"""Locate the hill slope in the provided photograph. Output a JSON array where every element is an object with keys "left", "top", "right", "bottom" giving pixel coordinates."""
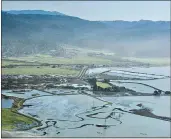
[{"left": 2, "top": 11, "right": 170, "bottom": 57}]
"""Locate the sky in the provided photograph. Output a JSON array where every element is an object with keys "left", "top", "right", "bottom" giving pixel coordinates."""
[{"left": 2, "top": 1, "right": 170, "bottom": 21}]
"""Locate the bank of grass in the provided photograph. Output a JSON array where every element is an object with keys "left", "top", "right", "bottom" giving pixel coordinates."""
[
  {"left": 96, "top": 82, "right": 112, "bottom": 89},
  {"left": 7, "top": 54, "right": 112, "bottom": 65},
  {"left": 2, "top": 66, "right": 79, "bottom": 76},
  {"left": 123, "top": 57, "right": 170, "bottom": 66},
  {"left": 2, "top": 96, "right": 40, "bottom": 131},
  {"left": 12, "top": 98, "right": 25, "bottom": 110},
  {"left": 2, "top": 109, "right": 36, "bottom": 130}
]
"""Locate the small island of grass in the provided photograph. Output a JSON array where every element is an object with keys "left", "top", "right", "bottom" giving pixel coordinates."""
[{"left": 96, "top": 82, "right": 112, "bottom": 89}]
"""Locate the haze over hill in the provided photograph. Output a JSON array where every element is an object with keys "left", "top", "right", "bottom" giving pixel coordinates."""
[
  {"left": 2, "top": 10, "right": 170, "bottom": 57},
  {"left": 4, "top": 10, "right": 66, "bottom": 16}
]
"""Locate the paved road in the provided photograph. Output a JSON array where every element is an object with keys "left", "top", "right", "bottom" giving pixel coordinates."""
[{"left": 77, "top": 66, "right": 89, "bottom": 79}]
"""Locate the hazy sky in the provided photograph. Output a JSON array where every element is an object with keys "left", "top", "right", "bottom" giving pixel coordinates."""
[{"left": 2, "top": 1, "right": 170, "bottom": 21}]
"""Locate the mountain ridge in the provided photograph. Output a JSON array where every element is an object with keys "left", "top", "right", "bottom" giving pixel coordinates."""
[
  {"left": 3, "top": 10, "right": 170, "bottom": 22},
  {"left": 3, "top": 10, "right": 66, "bottom": 16},
  {"left": 2, "top": 11, "right": 170, "bottom": 58}
]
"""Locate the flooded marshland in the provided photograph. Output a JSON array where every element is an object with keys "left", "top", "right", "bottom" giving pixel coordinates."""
[
  {"left": 2, "top": 66, "right": 171, "bottom": 137},
  {"left": 12, "top": 94, "right": 171, "bottom": 137}
]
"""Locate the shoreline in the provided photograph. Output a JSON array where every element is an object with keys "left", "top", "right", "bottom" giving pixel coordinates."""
[{"left": 2, "top": 94, "right": 43, "bottom": 131}]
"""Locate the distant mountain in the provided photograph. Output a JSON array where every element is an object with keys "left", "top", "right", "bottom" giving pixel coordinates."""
[
  {"left": 2, "top": 11, "right": 170, "bottom": 57},
  {"left": 3, "top": 10, "right": 66, "bottom": 16}
]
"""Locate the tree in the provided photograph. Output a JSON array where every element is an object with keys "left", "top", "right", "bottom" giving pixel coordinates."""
[
  {"left": 88, "top": 78, "right": 97, "bottom": 90},
  {"left": 104, "top": 79, "right": 110, "bottom": 83}
]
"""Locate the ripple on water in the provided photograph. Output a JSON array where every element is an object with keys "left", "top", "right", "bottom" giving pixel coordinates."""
[{"left": 17, "top": 94, "right": 171, "bottom": 137}]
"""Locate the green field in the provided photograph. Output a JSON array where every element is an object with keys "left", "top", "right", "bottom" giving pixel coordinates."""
[
  {"left": 7, "top": 54, "right": 112, "bottom": 65},
  {"left": 2, "top": 109, "right": 37, "bottom": 130},
  {"left": 96, "top": 82, "right": 112, "bottom": 89},
  {"left": 2, "top": 66, "right": 79, "bottom": 75},
  {"left": 2, "top": 59, "right": 41, "bottom": 66},
  {"left": 123, "top": 57, "right": 170, "bottom": 65},
  {"left": 2, "top": 60, "right": 29, "bottom": 66}
]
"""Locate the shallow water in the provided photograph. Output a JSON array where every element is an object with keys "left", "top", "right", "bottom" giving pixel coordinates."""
[
  {"left": 107, "top": 71, "right": 153, "bottom": 79},
  {"left": 113, "top": 78, "right": 170, "bottom": 92},
  {"left": 107, "top": 66, "right": 170, "bottom": 93},
  {"left": 2, "top": 66, "right": 171, "bottom": 137},
  {"left": 86, "top": 68, "right": 109, "bottom": 75},
  {"left": 45, "top": 88, "right": 78, "bottom": 95},
  {"left": 103, "top": 96, "right": 170, "bottom": 118},
  {"left": 2, "top": 98, "right": 14, "bottom": 108},
  {"left": 111, "top": 81, "right": 155, "bottom": 94},
  {"left": 108, "top": 70, "right": 167, "bottom": 78},
  {"left": 17, "top": 94, "right": 171, "bottom": 137},
  {"left": 110, "top": 66, "right": 170, "bottom": 77},
  {"left": 1, "top": 90, "right": 52, "bottom": 99},
  {"left": 86, "top": 66, "right": 170, "bottom": 77},
  {"left": 130, "top": 78, "right": 170, "bottom": 91}
]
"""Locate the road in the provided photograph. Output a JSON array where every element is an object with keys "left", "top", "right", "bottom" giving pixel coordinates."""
[{"left": 77, "top": 66, "right": 89, "bottom": 79}]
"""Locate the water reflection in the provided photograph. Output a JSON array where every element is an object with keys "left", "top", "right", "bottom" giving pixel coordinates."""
[{"left": 17, "top": 95, "right": 170, "bottom": 137}]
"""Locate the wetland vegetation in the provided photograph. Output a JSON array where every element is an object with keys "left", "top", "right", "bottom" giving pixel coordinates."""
[{"left": 2, "top": 94, "right": 41, "bottom": 131}]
